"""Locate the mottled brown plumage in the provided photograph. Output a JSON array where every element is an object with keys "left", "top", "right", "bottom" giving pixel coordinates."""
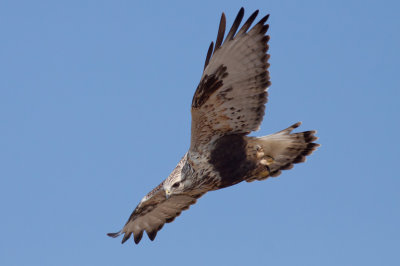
[{"left": 108, "top": 8, "right": 320, "bottom": 245}]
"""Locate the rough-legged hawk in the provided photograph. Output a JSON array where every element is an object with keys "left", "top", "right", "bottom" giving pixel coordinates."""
[{"left": 108, "top": 8, "right": 319, "bottom": 244}]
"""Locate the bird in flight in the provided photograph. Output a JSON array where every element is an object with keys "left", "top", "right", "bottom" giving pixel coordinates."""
[{"left": 108, "top": 8, "right": 319, "bottom": 244}]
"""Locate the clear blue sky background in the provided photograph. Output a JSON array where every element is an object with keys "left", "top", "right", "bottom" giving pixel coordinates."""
[{"left": 1, "top": 1, "right": 399, "bottom": 265}]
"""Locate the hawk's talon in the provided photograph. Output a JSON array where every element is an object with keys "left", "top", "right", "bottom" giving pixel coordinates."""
[
  {"left": 260, "top": 155, "right": 274, "bottom": 166},
  {"left": 265, "top": 155, "right": 275, "bottom": 165}
]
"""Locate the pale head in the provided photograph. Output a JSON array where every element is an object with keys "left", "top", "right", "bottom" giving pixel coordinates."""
[
  {"left": 163, "top": 176, "right": 185, "bottom": 198},
  {"left": 163, "top": 154, "right": 191, "bottom": 198}
]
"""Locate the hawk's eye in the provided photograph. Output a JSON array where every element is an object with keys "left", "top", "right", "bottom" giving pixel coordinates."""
[{"left": 172, "top": 182, "right": 180, "bottom": 188}]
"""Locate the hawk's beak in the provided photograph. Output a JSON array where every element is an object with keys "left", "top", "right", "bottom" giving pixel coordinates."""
[{"left": 165, "top": 189, "right": 171, "bottom": 199}]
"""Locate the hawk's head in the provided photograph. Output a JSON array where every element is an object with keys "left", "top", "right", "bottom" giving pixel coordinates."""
[
  {"left": 163, "top": 155, "right": 192, "bottom": 198},
  {"left": 164, "top": 179, "right": 185, "bottom": 199}
]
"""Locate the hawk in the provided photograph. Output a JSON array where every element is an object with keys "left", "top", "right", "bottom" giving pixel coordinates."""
[{"left": 108, "top": 8, "right": 319, "bottom": 244}]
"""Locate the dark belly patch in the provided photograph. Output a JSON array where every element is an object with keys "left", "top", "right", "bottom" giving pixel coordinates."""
[{"left": 209, "top": 134, "right": 256, "bottom": 188}]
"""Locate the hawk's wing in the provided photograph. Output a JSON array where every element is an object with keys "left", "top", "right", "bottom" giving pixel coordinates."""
[
  {"left": 190, "top": 8, "right": 271, "bottom": 151},
  {"left": 107, "top": 182, "right": 204, "bottom": 244}
]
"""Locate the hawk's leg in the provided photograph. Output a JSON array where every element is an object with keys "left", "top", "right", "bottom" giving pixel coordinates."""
[{"left": 248, "top": 145, "right": 275, "bottom": 181}]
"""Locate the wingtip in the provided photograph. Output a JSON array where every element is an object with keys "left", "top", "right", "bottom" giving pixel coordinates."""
[
  {"left": 221, "top": 12, "right": 226, "bottom": 21},
  {"left": 204, "top": 41, "right": 214, "bottom": 70},
  {"left": 293, "top": 121, "right": 302, "bottom": 128},
  {"left": 237, "top": 9, "right": 260, "bottom": 35},
  {"left": 225, "top": 7, "right": 246, "bottom": 41},
  {"left": 133, "top": 231, "right": 143, "bottom": 244},
  {"left": 107, "top": 231, "right": 122, "bottom": 238},
  {"left": 257, "top": 13, "right": 270, "bottom": 26},
  {"left": 121, "top": 232, "right": 132, "bottom": 244},
  {"left": 252, "top": 9, "right": 260, "bottom": 19},
  {"left": 146, "top": 230, "right": 158, "bottom": 241}
]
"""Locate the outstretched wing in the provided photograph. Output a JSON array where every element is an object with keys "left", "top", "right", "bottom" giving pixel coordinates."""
[
  {"left": 190, "top": 8, "right": 271, "bottom": 151},
  {"left": 107, "top": 183, "right": 204, "bottom": 244}
]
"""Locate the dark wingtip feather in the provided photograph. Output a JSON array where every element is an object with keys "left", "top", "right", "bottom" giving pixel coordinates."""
[
  {"left": 225, "top": 7, "right": 245, "bottom": 41},
  {"left": 146, "top": 230, "right": 158, "bottom": 241},
  {"left": 107, "top": 231, "right": 122, "bottom": 238},
  {"left": 237, "top": 9, "right": 259, "bottom": 35},
  {"left": 134, "top": 231, "right": 143, "bottom": 244},
  {"left": 214, "top": 13, "right": 226, "bottom": 51},
  {"left": 204, "top": 41, "right": 214, "bottom": 70},
  {"left": 121, "top": 232, "right": 132, "bottom": 244},
  {"left": 291, "top": 122, "right": 302, "bottom": 129},
  {"left": 256, "top": 14, "right": 270, "bottom": 26}
]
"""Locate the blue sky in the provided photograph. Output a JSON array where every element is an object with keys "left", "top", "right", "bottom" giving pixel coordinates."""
[{"left": 1, "top": 1, "right": 399, "bottom": 265}]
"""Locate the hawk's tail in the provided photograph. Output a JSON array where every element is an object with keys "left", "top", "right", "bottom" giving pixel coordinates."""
[{"left": 246, "top": 122, "right": 320, "bottom": 182}]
